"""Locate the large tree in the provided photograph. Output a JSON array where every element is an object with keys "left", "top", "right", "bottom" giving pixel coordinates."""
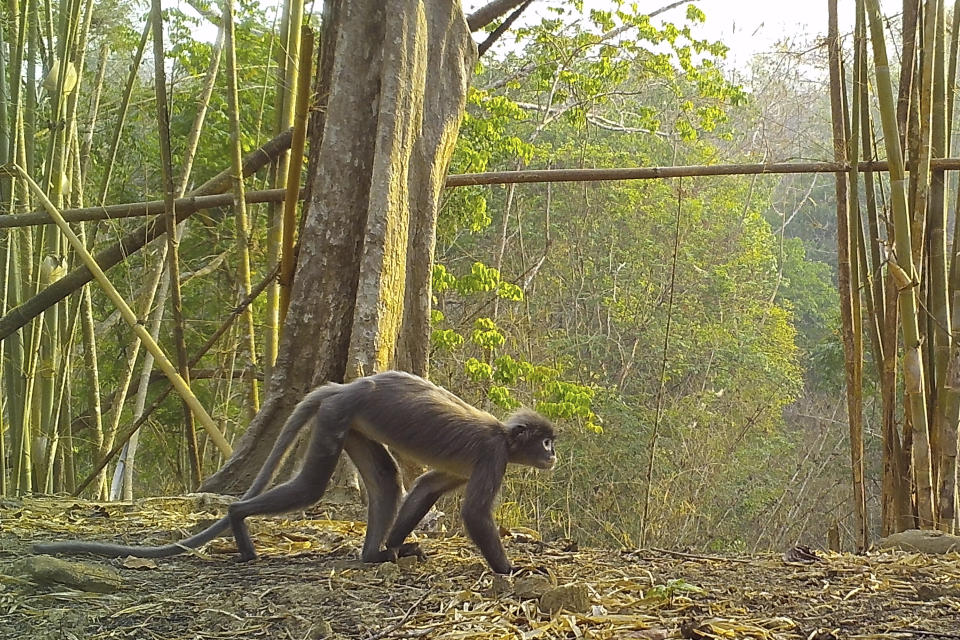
[{"left": 201, "top": 0, "right": 498, "bottom": 492}]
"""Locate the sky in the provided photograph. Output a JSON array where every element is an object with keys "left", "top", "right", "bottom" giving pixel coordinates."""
[
  {"left": 182, "top": 0, "right": 859, "bottom": 73},
  {"left": 658, "top": 0, "right": 855, "bottom": 68},
  {"left": 463, "top": 0, "right": 858, "bottom": 71}
]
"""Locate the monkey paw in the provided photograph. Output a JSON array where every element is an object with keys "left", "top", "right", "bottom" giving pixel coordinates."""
[
  {"left": 394, "top": 542, "right": 426, "bottom": 560},
  {"left": 508, "top": 564, "right": 548, "bottom": 576},
  {"left": 234, "top": 550, "right": 259, "bottom": 563}
]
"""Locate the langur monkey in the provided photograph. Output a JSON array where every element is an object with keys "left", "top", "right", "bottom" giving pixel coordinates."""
[{"left": 35, "top": 371, "right": 558, "bottom": 574}]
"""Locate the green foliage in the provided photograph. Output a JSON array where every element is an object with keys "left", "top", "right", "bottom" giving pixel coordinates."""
[
  {"left": 537, "top": 379, "right": 601, "bottom": 433},
  {"left": 471, "top": 317, "right": 506, "bottom": 350},
  {"left": 432, "top": 264, "right": 457, "bottom": 294},
  {"left": 458, "top": 262, "right": 503, "bottom": 294},
  {"left": 430, "top": 259, "right": 599, "bottom": 428},
  {"left": 431, "top": 1, "right": 823, "bottom": 553},
  {"left": 488, "top": 385, "right": 520, "bottom": 409},
  {"left": 492, "top": 354, "right": 531, "bottom": 384},
  {"left": 464, "top": 357, "right": 493, "bottom": 381},
  {"left": 432, "top": 328, "right": 464, "bottom": 351}
]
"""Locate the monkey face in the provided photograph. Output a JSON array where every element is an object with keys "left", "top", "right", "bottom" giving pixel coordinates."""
[
  {"left": 505, "top": 410, "right": 557, "bottom": 469},
  {"left": 519, "top": 432, "right": 556, "bottom": 469},
  {"left": 534, "top": 436, "right": 557, "bottom": 469}
]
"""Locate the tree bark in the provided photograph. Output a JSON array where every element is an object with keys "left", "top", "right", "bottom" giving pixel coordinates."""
[{"left": 201, "top": 0, "right": 474, "bottom": 494}]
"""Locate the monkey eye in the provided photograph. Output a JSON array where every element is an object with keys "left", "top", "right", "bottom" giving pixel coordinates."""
[{"left": 543, "top": 438, "right": 553, "bottom": 451}]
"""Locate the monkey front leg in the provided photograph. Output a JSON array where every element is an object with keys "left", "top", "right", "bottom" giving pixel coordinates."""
[
  {"left": 461, "top": 460, "right": 514, "bottom": 574},
  {"left": 344, "top": 433, "right": 404, "bottom": 563}
]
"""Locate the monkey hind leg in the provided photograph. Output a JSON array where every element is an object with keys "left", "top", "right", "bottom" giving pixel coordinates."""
[
  {"left": 344, "top": 432, "right": 402, "bottom": 563},
  {"left": 228, "top": 444, "right": 346, "bottom": 561}
]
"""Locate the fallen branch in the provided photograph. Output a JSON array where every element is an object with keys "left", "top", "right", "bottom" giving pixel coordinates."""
[
  {"left": 0, "top": 128, "right": 292, "bottom": 341},
  {"left": 0, "top": 188, "right": 300, "bottom": 228},
  {"left": 72, "top": 262, "right": 280, "bottom": 496}
]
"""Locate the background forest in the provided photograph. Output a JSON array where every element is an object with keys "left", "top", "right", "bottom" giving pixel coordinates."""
[{"left": 1, "top": 0, "right": 866, "bottom": 553}]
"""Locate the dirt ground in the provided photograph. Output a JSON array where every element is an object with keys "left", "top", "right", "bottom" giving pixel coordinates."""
[{"left": 2, "top": 496, "right": 959, "bottom": 639}]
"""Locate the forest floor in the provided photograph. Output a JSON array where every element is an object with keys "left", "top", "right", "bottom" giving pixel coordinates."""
[{"left": 1, "top": 496, "right": 959, "bottom": 640}]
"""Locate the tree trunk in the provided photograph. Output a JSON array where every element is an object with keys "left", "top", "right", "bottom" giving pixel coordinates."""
[{"left": 201, "top": 0, "right": 474, "bottom": 494}]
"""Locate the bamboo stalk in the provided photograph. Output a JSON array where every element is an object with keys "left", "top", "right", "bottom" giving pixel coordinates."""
[
  {"left": 866, "top": 0, "right": 937, "bottom": 527},
  {"left": 1, "top": 1, "right": 23, "bottom": 496},
  {"left": 0, "top": 10, "right": 9, "bottom": 176},
  {"left": 1, "top": 164, "right": 233, "bottom": 456},
  {"left": 265, "top": 0, "right": 306, "bottom": 381},
  {"left": 925, "top": 0, "right": 955, "bottom": 530},
  {"left": 24, "top": 0, "right": 37, "bottom": 176},
  {"left": 938, "top": 0, "right": 960, "bottom": 532},
  {"left": 177, "top": 29, "right": 224, "bottom": 197},
  {"left": 912, "top": 0, "right": 939, "bottom": 266},
  {"left": 97, "top": 22, "right": 150, "bottom": 204},
  {"left": 223, "top": 0, "right": 261, "bottom": 415},
  {"left": 151, "top": 0, "right": 203, "bottom": 486},
  {"left": 829, "top": 0, "right": 868, "bottom": 551},
  {"left": 278, "top": 26, "right": 313, "bottom": 325},
  {"left": 79, "top": 41, "right": 108, "bottom": 179}
]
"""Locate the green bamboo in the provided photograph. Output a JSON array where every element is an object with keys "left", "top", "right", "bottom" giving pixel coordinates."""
[
  {"left": 924, "top": 0, "right": 954, "bottom": 531},
  {"left": 150, "top": 0, "right": 203, "bottom": 486},
  {"left": 279, "top": 26, "right": 313, "bottom": 325},
  {"left": 24, "top": 0, "right": 37, "bottom": 176},
  {"left": 855, "top": 0, "right": 908, "bottom": 535},
  {"left": 0, "top": 9, "right": 10, "bottom": 175},
  {"left": 223, "top": 0, "right": 260, "bottom": 415},
  {"left": 867, "top": 0, "right": 937, "bottom": 527},
  {"left": 837, "top": 0, "right": 868, "bottom": 551},
  {"left": 1, "top": 164, "right": 234, "bottom": 457},
  {"left": 79, "top": 41, "right": 108, "bottom": 179},
  {"left": 177, "top": 30, "right": 224, "bottom": 197},
  {"left": 97, "top": 21, "right": 150, "bottom": 204},
  {"left": 0, "top": 4, "right": 12, "bottom": 496},
  {"left": 938, "top": 0, "right": 960, "bottom": 531},
  {"left": 265, "top": 0, "right": 305, "bottom": 384}
]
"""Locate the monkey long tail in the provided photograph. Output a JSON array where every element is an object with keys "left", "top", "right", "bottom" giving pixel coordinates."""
[
  {"left": 33, "top": 381, "right": 350, "bottom": 558},
  {"left": 33, "top": 517, "right": 232, "bottom": 557}
]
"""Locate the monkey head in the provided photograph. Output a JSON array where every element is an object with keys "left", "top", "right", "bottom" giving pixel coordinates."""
[{"left": 505, "top": 409, "right": 557, "bottom": 469}]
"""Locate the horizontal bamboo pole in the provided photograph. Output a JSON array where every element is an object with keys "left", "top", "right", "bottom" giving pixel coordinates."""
[
  {"left": 9, "top": 157, "right": 960, "bottom": 230},
  {"left": 1, "top": 163, "right": 233, "bottom": 457},
  {"left": 444, "top": 157, "right": 960, "bottom": 187}
]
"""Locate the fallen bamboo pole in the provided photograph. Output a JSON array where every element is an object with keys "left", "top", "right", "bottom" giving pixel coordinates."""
[
  {"left": 0, "top": 188, "right": 297, "bottom": 228},
  {"left": 1, "top": 163, "right": 233, "bottom": 457},
  {"left": 445, "top": 157, "right": 960, "bottom": 187}
]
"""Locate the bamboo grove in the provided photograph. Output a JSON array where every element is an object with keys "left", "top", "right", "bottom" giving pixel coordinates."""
[
  {"left": 0, "top": 0, "right": 308, "bottom": 500},
  {"left": 826, "top": 0, "right": 960, "bottom": 543}
]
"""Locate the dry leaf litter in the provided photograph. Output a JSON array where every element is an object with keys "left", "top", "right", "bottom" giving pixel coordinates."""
[{"left": 1, "top": 496, "right": 959, "bottom": 639}]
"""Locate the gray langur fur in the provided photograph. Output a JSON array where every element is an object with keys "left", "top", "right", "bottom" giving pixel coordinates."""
[{"left": 34, "top": 371, "right": 558, "bottom": 574}]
